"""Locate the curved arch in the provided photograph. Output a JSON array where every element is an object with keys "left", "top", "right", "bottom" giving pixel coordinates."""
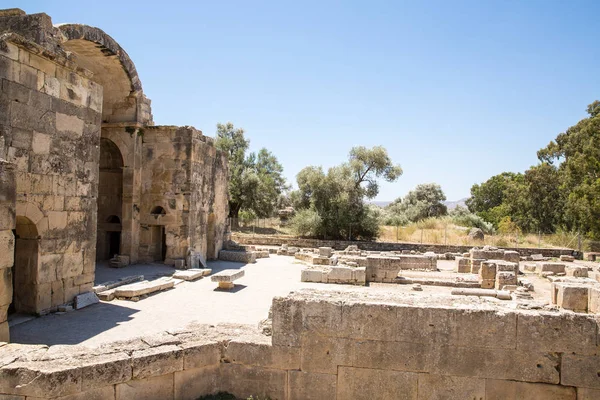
[
  {"left": 57, "top": 24, "right": 142, "bottom": 92},
  {"left": 57, "top": 24, "right": 151, "bottom": 124},
  {"left": 151, "top": 206, "right": 166, "bottom": 216},
  {"left": 107, "top": 215, "right": 121, "bottom": 224},
  {"left": 100, "top": 138, "right": 124, "bottom": 170}
]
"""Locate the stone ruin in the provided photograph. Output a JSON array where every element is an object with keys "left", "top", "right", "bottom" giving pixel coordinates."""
[
  {"left": 1, "top": 289, "right": 600, "bottom": 399},
  {"left": 0, "top": 9, "right": 229, "bottom": 340}
]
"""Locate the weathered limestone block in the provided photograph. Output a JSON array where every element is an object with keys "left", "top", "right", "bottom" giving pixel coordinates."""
[
  {"left": 503, "top": 250, "right": 521, "bottom": 263},
  {"left": 114, "top": 278, "right": 174, "bottom": 298},
  {"left": 578, "top": 388, "right": 600, "bottom": 399},
  {"left": 300, "top": 334, "right": 354, "bottom": 374},
  {"left": 179, "top": 340, "right": 220, "bottom": 370},
  {"left": 418, "top": 374, "right": 485, "bottom": 400},
  {"left": 455, "top": 256, "right": 470, "bottom": 273},
  {"left": 300, "top": 268, "right": 325, "bottom": 283},
  {"left": 218, "top": 250, "right": 256, "bottom": 264},
  {"left": 553, "top": 282, "right": 589, "bottom": 312},
  {"left": 516, "top": 312, "right": 598, "bottom": 355},
  {"left": 353, "top": 267, "right": 366, "bottom": 285},
  {"left": 523, "top": 263, "right": 537, "bottom": 272},
  {"left": 0, "top": 161, "right": 16, "bottom": 232},
  {"left": 115, "top": 373, "right": 174, "bottom": 400},
  {"left": 318, "top": 247, "right": 333, "bottom": 257},
  {"left": 74, "top": 292, "right": 99, "bottom": 310},
  {"left": 0, "top": 360, "right": 82, "bottom": 398},
  {"left": 479, "top": 260, "right": 498, "bottom": 279},
  {"left": 337, "top": 366, "right": 418, "bottom": 400},
  {"left": 366, "top": 254, "right": 436, "bottom": 282},
  {"left": 174, "top": 365, "right": 220, "bottom": 400},
  {"left": 560, "top": 254, "right": 575, "bottom": 262},
  {"left": 566, "top": 265, "right": 588, "bottom": 278},
  {"left": 0, "top": 230, "right": 15, "bottom": 270},
  {"left": 471, "top": 248, "right": 505, "bottom": 260},
  {"left": 172, "top": 269, "right": 206, "bottom": 281},
  {"left": 539, "top": 262, "right": 566, "bottom": 275},
  {"left": 210, "top": 269, "right": 244, "bottom": 290},
  {"left": 219, "top": 363, "right": 287, "bottom": 400},
  {"left": 79, "top": 352, "right": 132, "bottom": 391},
  {"left": 561, "top": 354, "right": 600, "bottom": 389},
  {"left": 341, "top": 303, "right": 517, "bottom": 349},
  {"left": 131, "top": 345, "right": 183, "bottom": 380},
  {"left": 288, "top": 370, "right": 337, "bottom": 400},
  {"left": 485, "top": 379, "right": 576, "bottom": 400},
  {"left": 225, "top": 340, "right": 300, "bottom": 370},
  {"left": 495, "top": 271, "right": 517, "bottom": 290},
  {"left": 470, "top": 258, "right": 485, "bottom": 274},
  {"left": 589, "top": 287, "right": 600, "bottom": 314},
  {"left": 326, "top": 266, "right": 353, "bottom": 283}
]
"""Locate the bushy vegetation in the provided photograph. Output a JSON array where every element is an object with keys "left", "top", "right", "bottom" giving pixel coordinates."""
[
  {"left": 466, "top": 101, "right": 600, "bottom": 240},
  {"left": 288, "top": 146, "right": 401, "bottom": 240},
  {"left": 215, "top": 122, "right": 288, "bottom": 219},
  {"left": 382, "top": 183, "right": 448, "bottom": 225},
  {"left": 449, "top": 206, "right": 495, "bottom": 234}
]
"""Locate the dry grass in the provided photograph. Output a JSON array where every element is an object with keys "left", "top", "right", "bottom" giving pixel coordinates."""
[{"left": 379, "top": 224, "right": 579, "bottom": 249}]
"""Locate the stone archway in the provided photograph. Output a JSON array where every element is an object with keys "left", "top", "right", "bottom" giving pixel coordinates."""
[
  {"left": 96, "top": 138, "right": 124, "bottom": 260},
  {"left": 10, "top": 216, "right": 39, "bottom": 315}
]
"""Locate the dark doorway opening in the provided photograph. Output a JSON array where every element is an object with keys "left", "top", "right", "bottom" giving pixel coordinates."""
[
  {"left": 161, "top": 228, "right": 167, "bottom": 261},
  {"left": 108, "top": 231, "right": 121, "bottom": 258}
]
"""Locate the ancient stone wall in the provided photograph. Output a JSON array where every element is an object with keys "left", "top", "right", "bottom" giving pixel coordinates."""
[
  {"left": 189, "top": 128, "right": 228, "bottom": 260},
  {"left": 233, "top": 234, "right": 576, "bottom": 257},
  {"left": 0, "top": 160, "right": 16, "bottom": 342},
  {"left": 0, "top": 36, "right": 101, "bottom": 314},
  {"left": 139, "top": 126, "right": 228, "bottom": 264},
  {"left": 2, "top": 290, "right": 600, "bottom": 399}
]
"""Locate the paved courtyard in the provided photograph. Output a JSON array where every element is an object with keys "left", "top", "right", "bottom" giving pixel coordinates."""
[{"left": 10, "top": 256, "right": 327, "bottom": 346}]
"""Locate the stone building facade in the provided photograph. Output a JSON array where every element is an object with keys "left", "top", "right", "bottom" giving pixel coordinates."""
[{"left": 0, "top": 9, "right": 229, "bottom": 340}]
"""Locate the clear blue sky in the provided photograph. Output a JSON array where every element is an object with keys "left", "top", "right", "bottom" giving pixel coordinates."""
[{"left": 17, "top": 0, "right": 600, "bottom": 201}]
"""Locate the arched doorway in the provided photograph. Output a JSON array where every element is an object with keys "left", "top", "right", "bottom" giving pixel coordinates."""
[
  {"left": 96, "top": 138, "right": 124, "bottom": 260},
  {"left": 10, "top": 216, "right": 39, "bottom": 315}
]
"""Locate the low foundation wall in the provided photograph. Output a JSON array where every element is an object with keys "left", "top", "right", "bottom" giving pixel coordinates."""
[
  {"left": 232, "top": 234, "right": 576, "bottom": 258},
  {"left": 366, "top": 255, "right": 437, "bottom": 282},
  {"left": 1, "top": 290, "right": 600, "bottom": 399}
]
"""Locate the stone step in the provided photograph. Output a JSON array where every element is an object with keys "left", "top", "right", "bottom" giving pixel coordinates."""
[{"left": 114, "top": 277, "right": 174, "bottom": 298}]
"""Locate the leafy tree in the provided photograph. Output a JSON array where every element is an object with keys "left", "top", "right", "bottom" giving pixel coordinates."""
[
  {"left": 385, "top": 183, "right": 448, "bottom": 223},
  {"left": 215, "top": 122, "right": 287, "bottom": 219},
  {"left": 466, "top": 172, "right": 521, "bottom": 226},
  {"left": 538, "top": 101, "right": 600, "bottom": 238},
  {"left": 290, "top": 146, "right": 401, "bottom": 239}
]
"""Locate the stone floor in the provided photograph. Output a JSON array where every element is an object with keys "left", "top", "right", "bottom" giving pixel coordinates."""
[{"left": 9, "top": 256, "right": 327, "bottom": 346}]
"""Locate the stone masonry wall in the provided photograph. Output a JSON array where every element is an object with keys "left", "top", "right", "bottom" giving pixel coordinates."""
[
  {"left": 189, "top": 129, "right": 228, "bottom": 260},
  {"left": 233, "top": 234, "right": 576, "bottom": 258},
  {"left": 139, "top": 126, "right": 228, "bottom": 263},
  {"left": 0, "top": 160, "right": 16, "bottom": 342},
  {"left": 0, "top": 36, "right": 101, "bottom": 314},
  {"left": 1, "top": 289, "right": 600, "bottom": 399}
]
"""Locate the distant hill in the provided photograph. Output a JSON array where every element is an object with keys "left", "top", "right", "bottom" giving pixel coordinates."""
[
  {"left": 444, "top": 198, "right": 468, "bottom": 210},
  {"left": 370, "top": 198, "right": 468, "bottom": 209}
]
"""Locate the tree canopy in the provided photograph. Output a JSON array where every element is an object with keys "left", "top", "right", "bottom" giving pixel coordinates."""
[
  {"left": 215, "top": 122, "right": 288, "bottom": 219},
  {"left": 466, "top": 101, "right": 600, "bottom": 238},
  {"left": 290, "top": 146, "right": 401, "bottom": 239}
]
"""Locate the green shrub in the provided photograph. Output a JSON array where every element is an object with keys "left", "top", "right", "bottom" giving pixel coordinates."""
[{"left": 289, "top": 208, "right": 322, "bottom": 237}]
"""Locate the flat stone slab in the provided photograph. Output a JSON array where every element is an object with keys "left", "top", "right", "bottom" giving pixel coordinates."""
[
  {"left": 93, "top": 275, "right": 145, "bottom": 293},
  {"left": 173, "top": 269, "right": 211, "bottom": 281},
  {"left": 211, "top": 269, "right": 245, "bottom": 283},
  {"left": 114, "top": 277, "right": 175, "bottom": 298},
  {"left": 74, "top": 292, "right": 100, "bottom": 309}
]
